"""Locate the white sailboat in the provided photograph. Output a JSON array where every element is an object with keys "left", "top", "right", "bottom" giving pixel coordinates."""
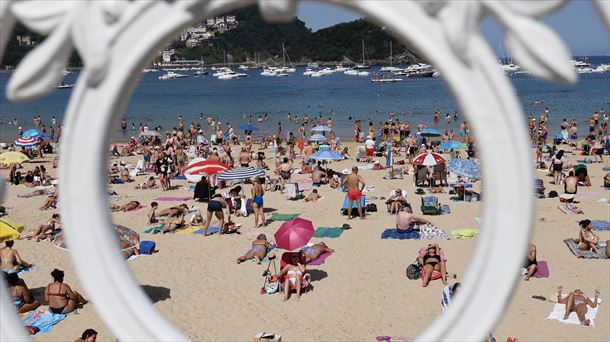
[
  {"left": 353, "top": 38, "right": 371, "bottom": 70},
  {"left": 380, "top": 41, "right": 401, "bottom": 72}
]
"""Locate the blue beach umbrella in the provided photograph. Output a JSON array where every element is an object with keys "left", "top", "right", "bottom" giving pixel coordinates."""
[
  {"left": 447, "top": 158, "right": 480, "bottom": 180},
  {"left": 439, "top": 141, "right": 467, "bottom": 149},
  {"left": 22, "top": 129, "right": 43, "bottom": 139},
  {"left": 420, "top": 128, "right": 441, "bottom": 137},
  {"left": 308, "top": 134, "right": 327, "bottom": 142},
  {"left": 238, "top": 124, "right": 259, "bottom": 132},
  {"left": 311, "top": 150, "right": 344, "bottom": 162},
  {"left": 311, "top": 125, "right": 332, "bottom": 132}
]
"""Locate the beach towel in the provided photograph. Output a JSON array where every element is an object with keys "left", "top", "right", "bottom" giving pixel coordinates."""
[
  {"left": 341, "top": 196, "right": 366, "bottom": 209},
  {"left": 154, "top": 196, "right": 192, "bottom": 201},
  {"left": 173, "top": 225, "right": 205, "bottom": 235},
  {"left": 144, "top": 225, "right": 164, "bottom": 234},
  {"left": 534, "top": 260, "right": 550, "bottom": 278},
  {"left": 270, "top": 213, "right": 299, "bottom": 221},
  {"left": 192, "top": 226, "right": 220, "bottom": 235},
  {"left": 591, "top": 220, "right": 610, "bottom": 231},
  {"left": 546, "top": 298, "right": 602, "bottom": 326},
  {"left": 450, "top": 229, "right": 479, "bottom": 239},
  {"left": 22, "top": 309, "right": 70, "bottom": 334},
  {"left": 563, "top": 238, "right": 608, "bottom": 259},
  {"left": 557, "top": 203, "right": 583, "bottom": 215},
  {"left": 313, "top": 227, "right": 344, "bottom": 238},
  {"left": 308, "top": 252, "right": 333, "bottom": 266},
  {"left": 17, "top": 266, "right": 34, "bottom": 275},
  {"left": 381, "top": 229, "right": 420, "bottom": 240},
  {"left": 245, "top": 247, "right": 280, "bottom": 263}
]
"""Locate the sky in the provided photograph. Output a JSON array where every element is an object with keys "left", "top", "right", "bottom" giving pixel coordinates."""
[{"left": 296, "top": 1, "right": 610, "bottom": 56}]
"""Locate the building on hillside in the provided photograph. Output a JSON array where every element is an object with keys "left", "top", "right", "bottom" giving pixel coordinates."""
[
  {"left": 162, "top": 49, "right": 175, "bottom": 63},
  {"left": 206, "top": 18, "right": 215, "bottom": 26},
  {"left": 226, "top": 15, "right": 236, "bottom": 24},
  {"left": 16, "top": 35, "right": 33, "bottom": 46}
]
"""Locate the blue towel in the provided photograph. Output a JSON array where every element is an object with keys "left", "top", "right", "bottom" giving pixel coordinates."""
[
  {"left": 381, "top": 229, "right": 420, "bottom": 240},
  {"left": 341, "top": 196, "right": 365, "bottom": 209},
  {"left": 193, "top": 226, "right": 220, "bottom": 235},
  {"left": 592, "top": 220, "right": 610, "bottom": 231},
  {"left": 22, "top": 309, "right": 70, "bottom": 334},
  {"left": 17, "top": 266, "right": 34, "bottom": 275}
]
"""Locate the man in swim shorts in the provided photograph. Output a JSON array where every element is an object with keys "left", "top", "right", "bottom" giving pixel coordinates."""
[{"left": 342, "top": 166, "right": 366, "bottom": 220}]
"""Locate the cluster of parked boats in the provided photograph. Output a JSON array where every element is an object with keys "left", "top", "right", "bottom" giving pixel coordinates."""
[{"left": 497, "top": 59, "right": 610, "bottom": 75}]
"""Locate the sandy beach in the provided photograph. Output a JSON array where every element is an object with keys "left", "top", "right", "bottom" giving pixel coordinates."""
[{"left": 1, "top": 139, "right": 609, "bottom": 341}]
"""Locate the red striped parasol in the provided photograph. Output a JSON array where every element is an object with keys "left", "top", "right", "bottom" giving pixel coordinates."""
[{"left": 412, "top": 152, "right": 446, "bottom": 166}]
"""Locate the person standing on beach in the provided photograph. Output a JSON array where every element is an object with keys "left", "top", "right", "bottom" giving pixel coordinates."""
[
  {"left": 251, "top": 178, "right": 265, "bottom": 229},
  {"left": 342, "top": 166, "right": 366, "bottom": 219}
]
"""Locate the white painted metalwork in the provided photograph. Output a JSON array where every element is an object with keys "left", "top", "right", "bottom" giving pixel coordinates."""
[{"left": 0, "top": 0, "right": 608, "bottom": 341}]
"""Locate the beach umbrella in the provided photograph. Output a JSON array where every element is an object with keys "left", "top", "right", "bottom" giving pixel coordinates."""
[
  {"left": 308, "top": 134, "right": 327, "bottom": 142},
  {"left": 412, "top": 152, "right": 446, "bottom": 166},
  {"left": 311, "top": 150, "right": 344, "bottom": 161},
  {"left": 139, "top": 130, "right": 161, "bottom": 137},
  {"left": 274, "top": 218, "right": 314, "bottom": 251},
  {"left": 420, "top": 128, "right": 441, "bottom": 137},
  {"left": 22, "top": 129, "right": 44, "bottom": 139},
  {"left": 238, "top": 124, "right": 259, "bottom": 132},
  {"left": 53, "top": 224, "right": 140, "bottom": 254},
  {"left": 0, "top": 151, "right": 30, "bottom": 165},
  {"left": 182, "top": 160, "right": 231, "bottom": 182},
  {"left": 438, "top": 141, "right": 467, "bottom": 150},
  {"left": 216, "top": 167, "right": 265, "bottom": 181},
  {"left": 14, "top": 137, "right": 39, "bottom": 147},
  {"left": 0, "top": 218, "right": 24, "bottom": 243},
  {"left": 311, "top": 125, "right": 332, "bottom": 132},
  {"left": 447, "top": 158, "right": 481, "bottom": 179}
]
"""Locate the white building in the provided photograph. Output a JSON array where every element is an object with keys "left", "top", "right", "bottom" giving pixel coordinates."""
[
  {"left": 206, "top": 18, "right": 215, "bottom": 26},
  {"left": 215, "top": 16, "right": 225, "bottom": 24},
  {"left": 226, "top": 15, "right": 236, "bottom": 24},
  {"left": 162, "top": 49, "right": 175, "bottom": 63}
]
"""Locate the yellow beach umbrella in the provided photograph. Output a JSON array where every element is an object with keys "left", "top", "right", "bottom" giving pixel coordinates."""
[
  {"left": 0, "top": 218, "right": 24, "bottom": 242},
  {"left": 0, "top": 151, "right": 30, "bottom": 165}
]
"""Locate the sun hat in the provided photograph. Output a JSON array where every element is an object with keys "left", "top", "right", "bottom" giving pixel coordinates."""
[{"left": 341, "top": 169, "right": 351, "bottom": 175}]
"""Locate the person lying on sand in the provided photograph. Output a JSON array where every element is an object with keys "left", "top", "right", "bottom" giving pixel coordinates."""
[
  {"left": 39, "top": 190, "right": 58, "bottom": 211},
  {"left": 419, "top": 243, "right": 447, "bottom": 287},
  {"left": 45, "top": 269, "right": 88, "bottom": 314},
  {"left": 304, "top": 189, "right": 322, "bottom": 202},
  {"left": 1, "top": 240, "right": 34, "bottom": 273},
  {"left": 136, "top": 176, "right": 158, "bottom": 190},
  {"left": 396, "top": 206, "right": 431, "bottom": 231},
  {"left": 21, "top": 214, "right": 61, "bottom": 241},
  {"left": 302, "top": 242, "right": 334, "bottom": 264},
  {"left": 236, "top": 234, "right": 275, "bottom": 264},
  {"left": 156, "top": 204, "right": 189, "bottom": 217},
  {"left": 161, "top": 211, "right": 185, "bottom": 234},
  {"left": 524, "top": 243, "right": 537, "bottom": 281},
  {"left": 557, "top": 286, "right": 599, "bottom": 326},
  {"left": 17, "top": 187, "right": 53, "bottom": 198},
  {"left": 5, "top": 272, "right": 40, "bottom": 314},
  {"left": 578, "top": 219, "right": 600, "bottom": 253},
  {"left": 279, "top": 253, "right": 306, "bottom": 302},
  {"left": 110, "top": 201, "right": 142, "bottom": 212}
]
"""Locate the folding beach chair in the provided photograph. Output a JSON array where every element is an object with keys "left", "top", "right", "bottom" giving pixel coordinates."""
[
  {"left": 279, "top": 252, "right": 311, "bottom": 294},
  {"left": 432, "top": 164, "right": 448, "bottom": 187},
  {"left": 414, "top": 166, "right": 429, "bottom": 187},
  {"left": 534, "top": 178, "right": 545, "bottom": 198},
  {"left": 421, "top": 196, "right": 441, "bottom": 215}
]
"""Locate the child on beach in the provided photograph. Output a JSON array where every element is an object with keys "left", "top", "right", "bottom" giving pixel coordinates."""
[{"left": 148, "top": 202, "right": 159, "bottom": 224}]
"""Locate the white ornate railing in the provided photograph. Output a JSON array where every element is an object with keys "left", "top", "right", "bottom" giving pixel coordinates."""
[{"left": 0, "top": 1, "right": 608, "bottom": 341}]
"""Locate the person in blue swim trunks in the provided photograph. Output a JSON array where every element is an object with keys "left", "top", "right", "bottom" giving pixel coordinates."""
[
  {"left": 251, "top": 177, "right": 265, "bottom": 228},
  {"left": 302, "top": 242, "right": 335, "bottom": 264}
]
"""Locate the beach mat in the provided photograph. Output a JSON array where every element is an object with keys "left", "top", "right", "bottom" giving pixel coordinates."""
[
  {"left": 546, "top": 298, "right": 602, "bottom": 326},
  {"left": 192, "top": 226, "right": 220, "bottom": 235},
  {"left": 563, "top": 238, "right": 608, "bottom": 259},
  {"left": 557, "top": 203, "right": 583, "bottom": 215},
  {"left": 154, "top": 196, "right": 192, "bottom": 201},
  {"left": 450, "top": 229, "right": 479, "bottom": 239},
  {"left": 381, "top": 229, "right": 420, "bottom": 240},
  {"left": 591, "top": 220, "right": 610, "bottom": 231},
  {"left": 22, "top": 309, "right": 70, "bottom": 335},
  {"left": 144, "top": 225, "right": 164, "bottom": 234},
  {"left": 314, "top": 227, "right": 344, "bottom": 238},
  {"left": 534, "top": 261, "right": 550, "bottom": 278},
  {"left": 308, "top": 252, "right": 333, "bottom": 266},
  {"left": 270, "top": 213, "right": 299, "bottom": 221},
  {"left": 173, "top": 225, "right": 204, "bottom": 235}
]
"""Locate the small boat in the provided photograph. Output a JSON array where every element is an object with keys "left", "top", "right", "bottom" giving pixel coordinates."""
[
  {"left": 576, "top": 67, "right": 593, "bottom": 74},
  {"left": 303, "top": 68, "right": 316, "bottom": 76},
  {"left": 142, "top": 68, "right": 158, "bottom": 73},
  {"left": 238, "top": 65, "right": 249, "bottom": 70},
  {"left": 371, "top": 77, "right": 403, "bottom": 83},
  {"left": 56, "top": 82, "right": 75, "bottom": 89},
  {"left": 344, "top": 69, "right": 359, "bottom": 75},
  {"left": 158, "top": 71, "right": 188, "bottom": 80},
  {"left": 357, "top": 71, "right": 370, "bottom": 76},
  {"left": 194, "top": 70, "right": 208, "bottom": 76}
]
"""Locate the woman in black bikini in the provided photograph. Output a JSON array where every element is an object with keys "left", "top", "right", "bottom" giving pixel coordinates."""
[
  {"left": 45, "top": 269, "right": 87, "bottom": 314},
  {"left": 419, "top": 243, "right": 448, "bottom": 287},
  {"left": 202, "top": 194, "right": 230, "bottom": 236}
]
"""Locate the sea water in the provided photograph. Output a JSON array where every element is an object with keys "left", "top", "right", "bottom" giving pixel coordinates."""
[{"left": 0, "top": 56, "right": 608, "bottom": 141}]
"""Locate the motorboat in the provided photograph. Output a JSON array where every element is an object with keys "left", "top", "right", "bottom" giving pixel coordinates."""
[
  {"left": 344, "top": 69, "right": 359, "bottom": 75},
  {"left": 238, "top": 65, "right": 249, "bottom": 70},
  {"left": 212, "top": 67, "right": 231, "bottom": 77},
  {"left": 158, "top": 71, "right": 188, "bottom": 80},
  {"left": 571, "top": 59, "right": 591, "bottom": 68},
  {"left": 194, "top": 70, "right": 208, "bottom": 76},
  {"left": 142, "top": 68, "right": 158, "bottom": 73},
  {"left": 334, "top": 65, "right": 348, "bottom": 72},
  {"left": 303, "top": 68, "right": 316, "bottom": 76},
  {"left": 57, "top": 82, "right": 75, "bottom": 89},
  {"left": 405, "top": 63, "right": 434, "bottom": 77},
  {"left": 371, "top": 74, "right": 403, "bottom": 82},
  {"left": 261, "top": 68, "right": 278, "bottom": 76},
  {"left": 357, "top": 71, "right": 370, "bottom": 76},
  {"left": 592, "top": 63, "right": 610, "bottom": 73},
  {"left": 380, "top": 66, "right": 402, "bottom": 72},
  {"left": 576, "top": 67, "right": 593, "bottom": 74}
]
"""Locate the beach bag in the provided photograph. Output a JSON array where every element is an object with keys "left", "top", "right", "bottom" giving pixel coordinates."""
[
  {"left": 406, "top": 260, "right": 421, "bottom": 280},
  {"left": 366, "top": 203, "right": 377, "bottom": 212},
  {"left": 140, "top": 241, "right": 156, "bottom": 255},
  {"left": 263, "top": 275, "right": 280, "bottom": 294}
]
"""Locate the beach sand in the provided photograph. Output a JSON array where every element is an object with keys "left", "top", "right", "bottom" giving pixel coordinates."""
[{"left": 1, "top": 141, "right": 608, "bottom": 341}]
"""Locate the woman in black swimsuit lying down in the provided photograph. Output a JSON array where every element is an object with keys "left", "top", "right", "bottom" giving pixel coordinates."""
[
  {"left": 419, "top": 243, "right": 448, "bottom": 287},
  {"left": 45, "top": 269, "right": 87, "bottom": 314}
]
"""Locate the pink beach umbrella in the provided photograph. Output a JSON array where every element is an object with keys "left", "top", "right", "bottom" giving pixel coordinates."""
[
  {"left": 274, "top": 218, "right": 315, "bottom": 251},
  {"left": 412, "top": 152, "right": 446, "bottom": 166}
]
